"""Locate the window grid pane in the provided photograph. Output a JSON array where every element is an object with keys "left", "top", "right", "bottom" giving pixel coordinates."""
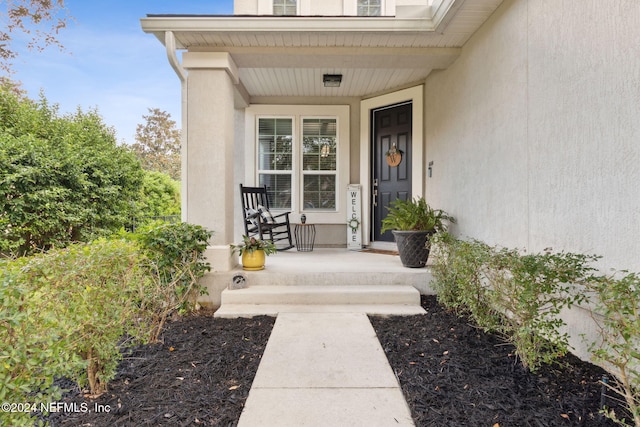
[
  {"left": 302, "top": 119, "right": 337, "bottom": 171},
  {"left": 259, "top": 118, "right": 292, "bottom": 171},
  {"left": 302, "top": 118, "right": 337, "bottom": 211},
  {"left": 357, "top": 0, "right": 382, "bottom": 16},
  {"left": 274, "top": 0, "right": 297, "bottom": 15},
  {"left": 259, "top": 174, "right": 292, "bottom": 210},
  {"left": 303, "top": 175, "right": 336, "bottom": 211}
]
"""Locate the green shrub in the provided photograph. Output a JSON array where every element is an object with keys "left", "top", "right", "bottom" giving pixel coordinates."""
[
  {"left": 587, "top": 272, "right": 640, "bottom": 426},
  {"left": 485, "top": 249, "right": 598, "bottom": 371},
  {"left": 0, "top": 239, "right": 149, "bottom": 426},
  {"left": 134, "top": 222, "right": 212, "bottom": 341},
  {"left": 431, "top": 233, "right": 501, "bottom": 330},
  {"left": 133, "top": 170, "right": 181, "bottom": 226},
  {"left": 432, "top": 235, "right": 598, "bottom": 371},
  {"left": 0, "top": 225, "right": 213, "bottom": 426},
  {"left": 0, "top": 261, "right": 82, "bottom": 427},
  {"left": 0, "top": 87, "right": 143, "bottom": 257}
]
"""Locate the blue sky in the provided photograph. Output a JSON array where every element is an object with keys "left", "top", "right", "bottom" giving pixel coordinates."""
[{"left": 11, "top": 0, "right": 234, "bottom": 145}]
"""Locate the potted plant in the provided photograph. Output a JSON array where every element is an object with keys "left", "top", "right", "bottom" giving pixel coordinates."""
[
  {"left": 380, "top": 197, "right": 454, "bottom": 268},
  {"left": 231, "top": 235, "right": 277, "bottom": 271}
]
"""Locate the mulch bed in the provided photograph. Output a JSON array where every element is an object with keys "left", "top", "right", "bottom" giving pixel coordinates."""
[
  {"left": 45, "top": 296, "right": 627, "bottom": 427},
  {"left": 46, "top": 314, "right": 275, "bottom": 427},
  {"left": 371, "top": 296, "right": 627, "bottom": 427}
]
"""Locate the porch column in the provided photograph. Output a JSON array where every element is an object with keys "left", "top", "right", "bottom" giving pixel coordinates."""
[{"left": 183, "top": 52, "right": 239, "bottom": 271}]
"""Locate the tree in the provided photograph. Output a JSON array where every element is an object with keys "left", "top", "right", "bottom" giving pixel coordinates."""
[
  {"left": 135, "top": 170, "right": 181, "bottom": 219},
  {"left": 1, "top": 0, "right": 70, "bottom": 73},
  {"left": 131, "top": 108, "right": 181, "bottom": 180},
  {"left": 0, "top": 86, "right": 143, "bottom": 257}
]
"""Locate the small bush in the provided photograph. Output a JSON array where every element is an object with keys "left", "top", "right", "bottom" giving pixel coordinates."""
[
  {"left": 432, "top": 235, "right": 598, "bottom": 372},
  {"left": 431, "top": 233, "right": 501, "bottom": 330},
  {"left": 0, "top": 224, "right": 213, "bottom": 426},
  {"left": 587, "top": 272, "right": 640, "bottom": 426},
  {"left": 485, "top": 249, "right": 598, "bottom": 371},
  {"left": 1, "top": 262, "right": 81, "bottom": 427},
  {"left": 134, "top": 222, "right": 212, "bottom": 341},
  {"left": 0, "top": 239, "right": 149, "bottom": 426}
]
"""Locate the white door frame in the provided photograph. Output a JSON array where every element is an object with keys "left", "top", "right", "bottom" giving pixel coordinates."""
[{"left": 359, "top": 85, "right": 424, "bottom": 246}]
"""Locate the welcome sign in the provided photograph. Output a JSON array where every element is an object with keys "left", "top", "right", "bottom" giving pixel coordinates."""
[{"left": 347, "top": 184, "right": 362, "bottom": 250}]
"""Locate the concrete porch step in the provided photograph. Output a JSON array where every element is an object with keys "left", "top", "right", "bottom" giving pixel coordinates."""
[
  {"left": 214, "top": 303, "right": 426, "bottom": 317},
  {"left": 227, "top": 268, "right": 432, "bottom": 289},
  {"left": 214, "top": 285, "right": 426, "bottom": 318}
]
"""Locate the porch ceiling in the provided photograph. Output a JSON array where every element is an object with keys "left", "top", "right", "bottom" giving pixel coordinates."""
[{"left": 141, "top": 0, "right": 504, "bottom": 98}]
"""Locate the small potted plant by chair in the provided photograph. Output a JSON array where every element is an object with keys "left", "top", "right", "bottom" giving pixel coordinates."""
[
  {"left": 231, "top": 235, "right": 277, "bottom": 271},
  {"left": 380, "top": 197, "right": 454, "bottom": 268}
]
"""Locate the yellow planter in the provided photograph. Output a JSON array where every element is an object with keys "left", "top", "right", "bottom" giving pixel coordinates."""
[{"left": 242, "top": 249, "right": 266, "bottom": 271}]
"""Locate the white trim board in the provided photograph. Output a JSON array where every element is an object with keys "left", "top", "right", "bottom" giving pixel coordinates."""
[{"left": 359, "top": 85, "right": 424, "bottom": 246}]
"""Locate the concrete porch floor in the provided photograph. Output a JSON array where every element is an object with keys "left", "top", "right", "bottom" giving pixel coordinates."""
[{"left": 254, "top": 247, "right": 431, "bottom": 280}]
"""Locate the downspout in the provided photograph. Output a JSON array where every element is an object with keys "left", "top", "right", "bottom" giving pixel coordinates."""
[
  {"left": 164, "top": 31, "right": 189, "bottom": 222},
  {"left": 165, "top": 31, "right": 187, "bottom": 83}
]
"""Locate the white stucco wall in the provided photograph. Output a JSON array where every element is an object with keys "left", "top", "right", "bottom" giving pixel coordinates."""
[
  {"left": 234, "top": 0, "right": 257, "bottom": 15},
  {"left": 425, "top": 0, "right": 640, "bottom": 273},
  {"left": 308, "top": 0, "right": 343, "bottom": 16},
  {"left": 424, "top": 0, "right": 640, "bottom": 365}
]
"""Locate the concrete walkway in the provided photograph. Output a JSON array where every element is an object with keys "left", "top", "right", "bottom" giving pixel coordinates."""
[{"left": 237, "top": 312, "right": 415, "bottom": 426}]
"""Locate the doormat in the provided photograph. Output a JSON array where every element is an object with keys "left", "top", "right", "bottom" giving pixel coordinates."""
[{"left": 360, "top": 248, "right": 399, "bottom": 256}]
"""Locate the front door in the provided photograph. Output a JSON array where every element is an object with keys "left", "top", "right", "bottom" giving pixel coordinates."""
[{"left": 372, "top": 102, "right": 412, "bottom": 242}]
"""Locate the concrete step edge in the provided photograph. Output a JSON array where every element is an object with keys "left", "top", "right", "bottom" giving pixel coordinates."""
[
  {"left": 213, "top": 304, "right": 427, "bottom": 318},
  {"left": 220, "top": 285, "right": 421, "bottom": 305}
]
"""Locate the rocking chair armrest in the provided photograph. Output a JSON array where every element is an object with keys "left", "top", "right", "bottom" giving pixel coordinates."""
[{"left": 271, "top": 211, "right": 291, "bottom": 221}]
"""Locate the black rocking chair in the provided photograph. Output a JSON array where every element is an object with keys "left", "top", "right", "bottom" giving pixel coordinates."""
[{"left": 240, "top": 184, "right": 294, "bottom": 251}]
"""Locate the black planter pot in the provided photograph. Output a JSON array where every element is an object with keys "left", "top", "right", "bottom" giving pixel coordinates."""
[{"left": 392, "top": 230, "right": 433, "bottom": 268}]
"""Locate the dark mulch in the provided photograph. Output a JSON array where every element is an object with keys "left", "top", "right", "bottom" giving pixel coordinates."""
[
  {"left": 44, "top": 296, "right": 627, "bottom": 427},
  {"left": 46, "top": 314, "right": 275, "bottom": 427},
  {"left": 371, "top": 296, "right": 626, "bottom": 427}
]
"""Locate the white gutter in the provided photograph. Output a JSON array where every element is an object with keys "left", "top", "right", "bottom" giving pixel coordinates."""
[
  {"left": 141, "top": 15, "right": 441, "bottom": 35},
  {"left": 163, "top": 31, "right": 188, "bottom": 222}
]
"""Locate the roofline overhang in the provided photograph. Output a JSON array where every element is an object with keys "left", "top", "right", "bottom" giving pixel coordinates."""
[
  {"left": 139, "top": 0, "right": 470, "bottom": 97},
  {"left": 140, "top": 0, "right": 465, "bottom": 37},
  {"left": 141, "top": 15, "right": 445, "bottom": 48}
]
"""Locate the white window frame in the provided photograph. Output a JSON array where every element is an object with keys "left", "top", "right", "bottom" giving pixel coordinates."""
[
  {"left": 245, "top": 105, "right": 350, "bottom": 224},
  {"left": 256, "top": 116, "right": 296, "bottom": 210},
  {"left": 357, "top": 0, "right": 382, "bottom": 16},
  {"left": 301, "top": 116, "right": 339, "bottom": 212}
]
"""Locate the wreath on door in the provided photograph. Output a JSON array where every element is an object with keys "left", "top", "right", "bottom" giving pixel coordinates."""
[{"left": 385, "top": 143, "right": 403, "bottom": 167}]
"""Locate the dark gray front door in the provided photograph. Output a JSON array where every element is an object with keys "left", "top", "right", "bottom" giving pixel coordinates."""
[{"left": 372, "top": 102, "right": 412, "bottom": 242}]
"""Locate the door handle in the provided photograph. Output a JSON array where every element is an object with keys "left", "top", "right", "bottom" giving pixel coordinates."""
[{"left": 373, "top": 179, "right": 379, "bottom": 207}]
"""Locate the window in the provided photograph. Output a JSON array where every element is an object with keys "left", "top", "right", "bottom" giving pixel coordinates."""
[
  {"left": 302, "top": 118, "right": 337, "bottom": 210},
  {"left": 248, "top": 105, "right": 349, "bottom": 223},
  {"left": 258, "top": 118, "right": 293, "bottom": 209},
  {"left": 357, "top": 0, "right": 381, "bottom": 16},
  {"left": 273, "top": 0, "right": 297, "bottom": 15}
]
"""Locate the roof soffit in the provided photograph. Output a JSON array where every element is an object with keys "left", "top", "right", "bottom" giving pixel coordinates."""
[{"left": 140, "top": 0, "right": 505, "bottom": 97}]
